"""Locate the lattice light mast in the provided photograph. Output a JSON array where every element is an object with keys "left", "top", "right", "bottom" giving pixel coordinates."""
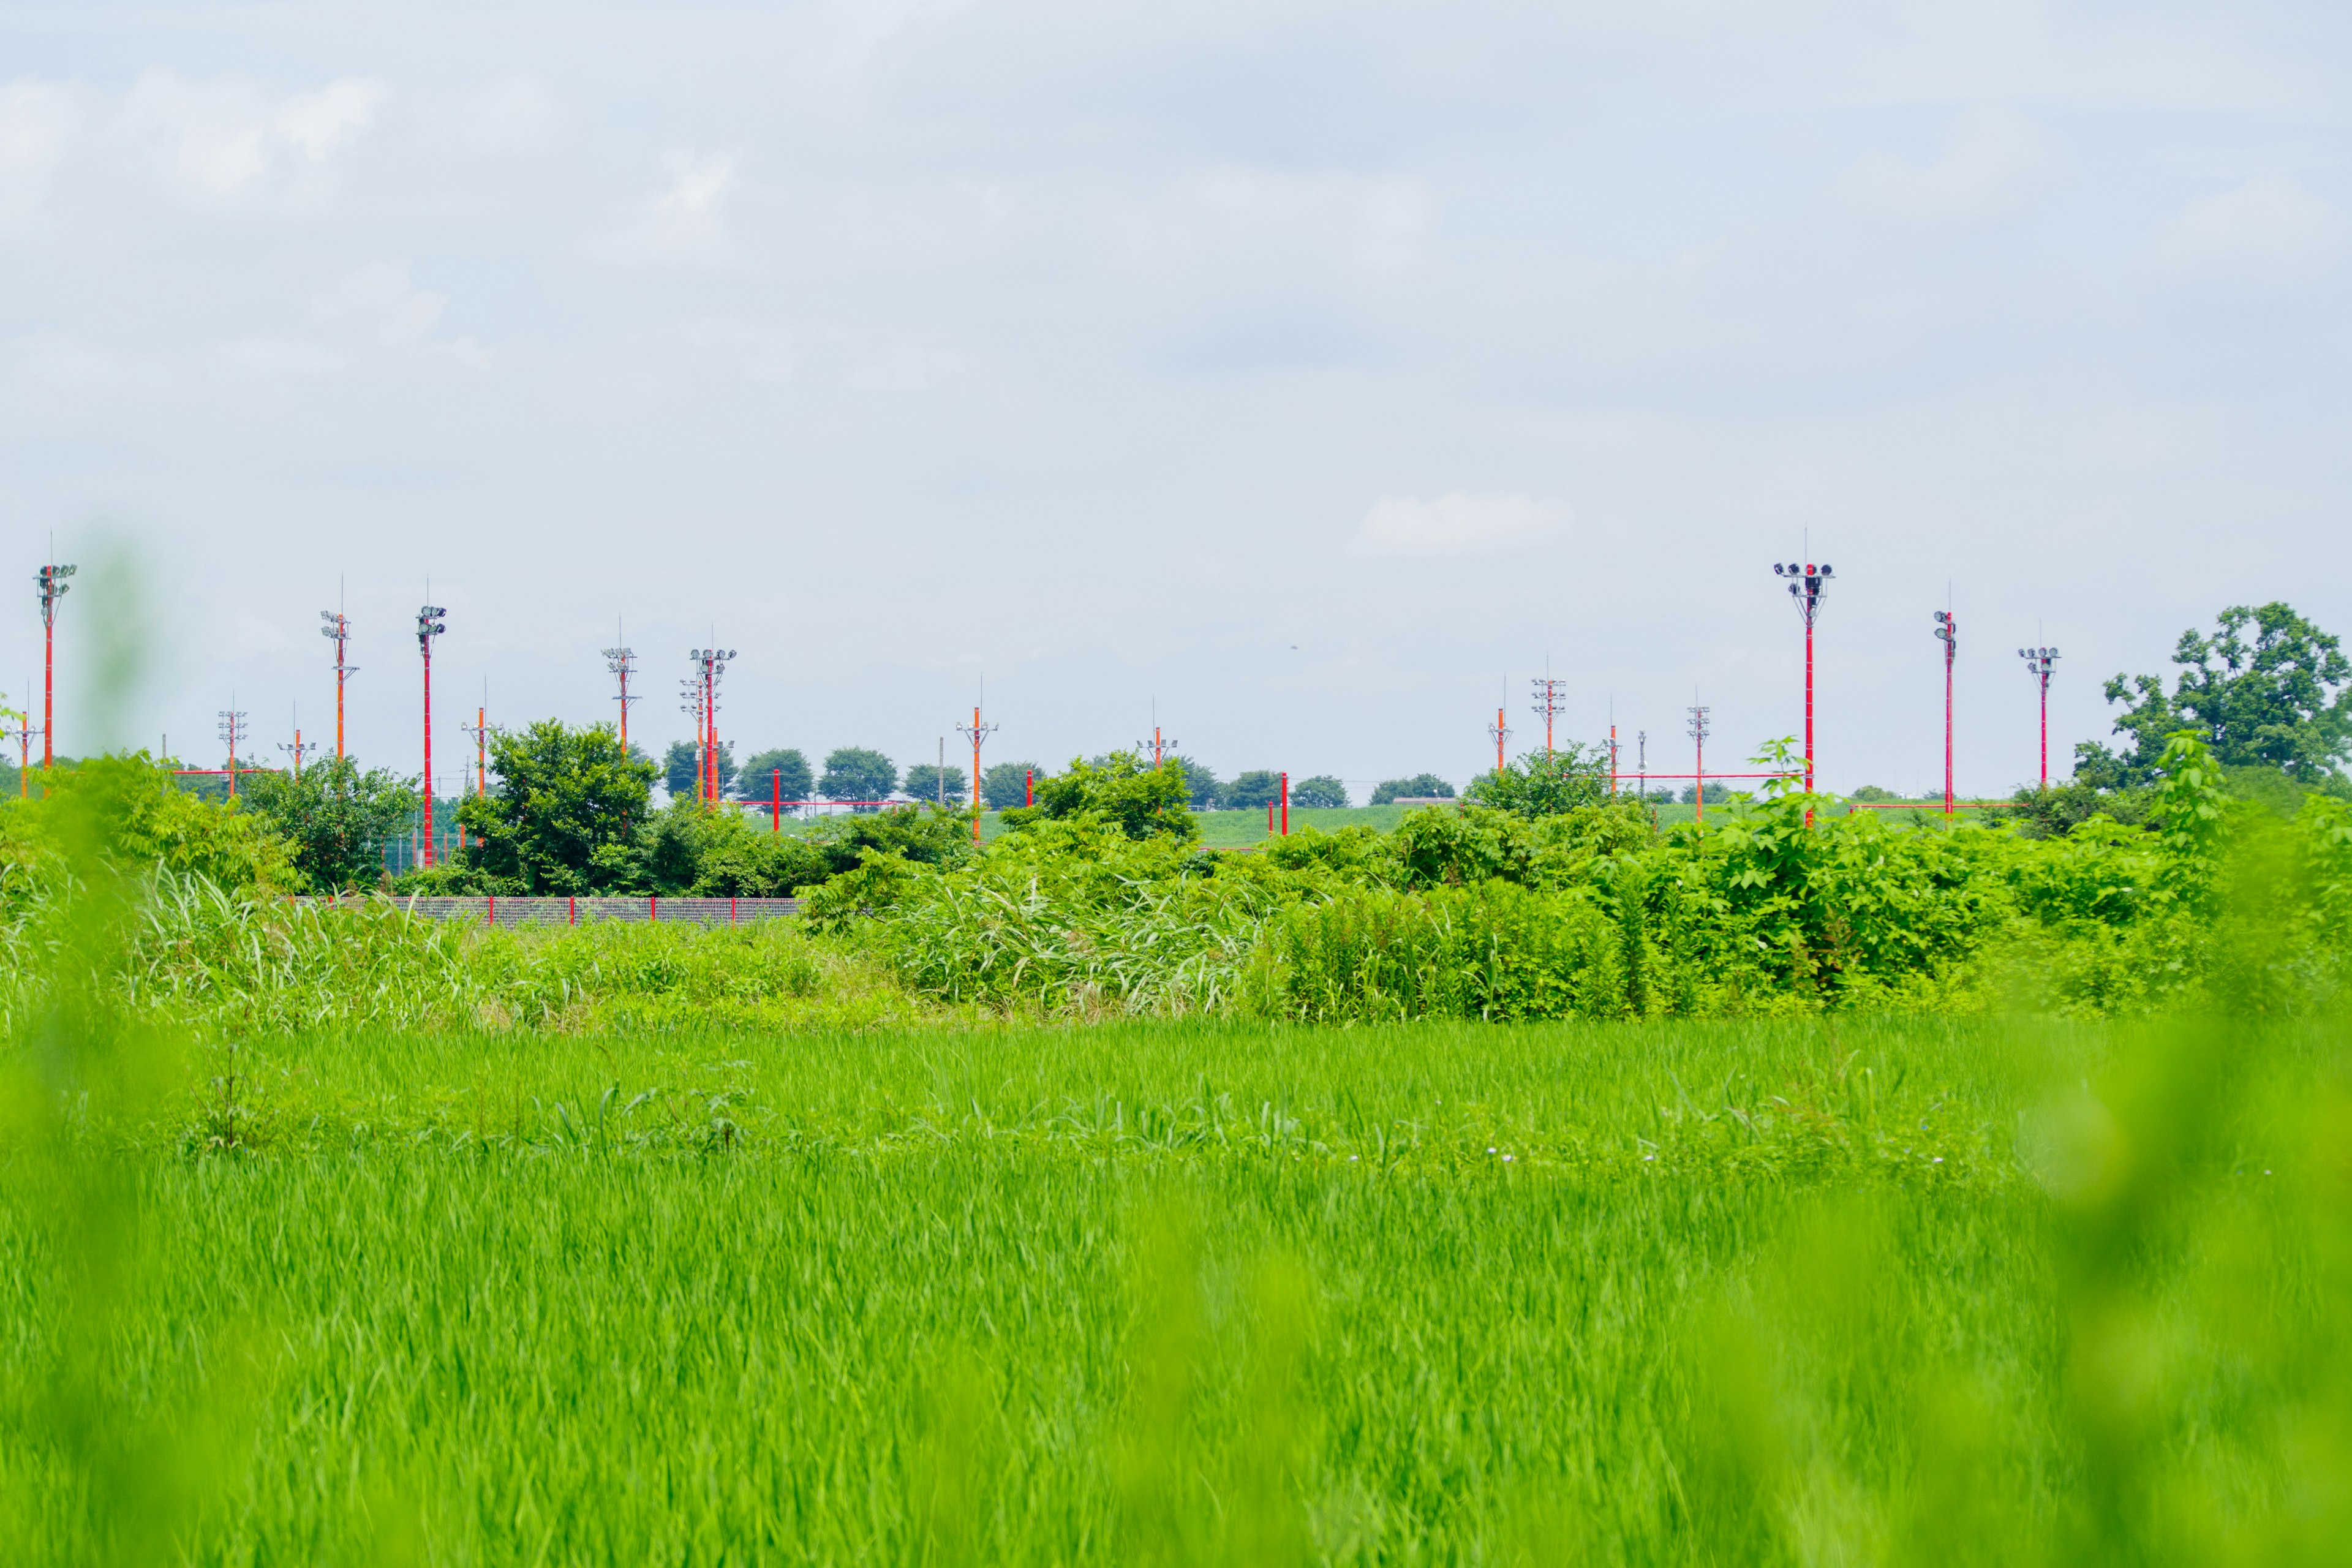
[
  {"left": 219, "top": 705, "right": 247, "bottom": 799},
  {"left": 2019, "top": 644, "right": 2060, "bottom": 790},
  {"left": 1687, "top": 703, "right": 1711, "bottom": 828},
  {"left": 319, "top": 609, "right": 356, "bottom": 760},
  {"left": 417, "top": 604, "right": 446, "bottom": 867},
  {"left": 690, "top": 648, "right": 734, "bottom": 805},
  {"left": 1529, "top": 676, "right": 1567, "bottom": 755},
  {"left": 677, "top": 674, "right": 704, "bottom": 801},
  {"left": 603, "top": 636, "right": 639, "bottom": 750},
  {"left": 1772, "top": 560, "right": 1833, "bottom": 817},
  {"left": 1934, "top": 609, "right": 1958, "bottom": 816},
  {"left": 36, "top": 562, "right": 74, "bottom": 768},
  {"left": 956, "top": 701, "right": 997, "bottom": 844}
]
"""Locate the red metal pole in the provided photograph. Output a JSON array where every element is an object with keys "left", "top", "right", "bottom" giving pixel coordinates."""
[
  {"left": 334, "top": 631, "right": 345, "bottom": 760},
  {"left": 1280, "top": 772, "right": 1289, "bottom": 835},
  {"left": 2038, "top": 676, "right": 2048, "bottom": 791},
  {"left": 421, "top": 636, "right": 435, "bottom": 868},
  {"left": 1695, "top": 729, "right": 1705, "bottom": 828},
  {"left": 1025, "top": 767, "right": 1032, "bottom": 807},
  {"left": 41, "top": 612, "right": 53, "bottom": 769},
  {"left": 772, "top": 766, "right": 781, "bottom": 833},
  {"left": 1945, "top": 636, "right": 1956, "bottom": 818},
  {"left": 1495, "top": 707, "right": 1505, "bottom": 772},
  {"left": 1804, "top": 615, "right": 1815, "bottom": 797}
]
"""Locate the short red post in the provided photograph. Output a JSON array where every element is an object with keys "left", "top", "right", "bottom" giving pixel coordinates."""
[
  {"left": 1280, "top": 772, "right": 1289, "bottom": 835},
  {"left": 1025, "top": 767, "right": 1032, "bottom": 807},
  {"left": 485, "top": 894, "right": 494, "bottom": 928},
  {"left": 731, "top": 896, "right": 737, "bottom": 924},
  {"left": 650, "top": 896, "right": 658, "bottom": 922},
  {"left": 569, "top": 896, "right": 576, "bottom": 926}
]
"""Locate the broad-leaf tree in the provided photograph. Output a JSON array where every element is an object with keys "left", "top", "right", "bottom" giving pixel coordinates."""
[
  {"left": 1290, "top": 774, "right": 1349, "bottom": 808},
  {"left": 457, "top": 720, "right": 657, "bottom": 894},
  {"left": 900, "top": 763, "right": 968, "bottom": 805},
  {"left": 2079, "top": 602, "right": 2352, "bottom": 788},
  {"left": 733, "top": 747, "right": 812, "bottom": 801},
  {"left": 1465, "top": 747, "right": 1609, "bottom": 817},
  {"left": 663, "top": 739, "right": 735, "bottom": 799},
  {"left": 1221, "top": 770, "right": 1284, "bottom": 809},
  {"left": 239, "top": 755, "right": 419, "bottom": 891},
  {"left": 1370, "top": 773, "right": 1456, "bottom": 805},
  {"left": 980, "top": 760, "right": 1039, "bottom": 810},
  {"left": 819, "top": 747, "right": 897, "bottom": 807}
]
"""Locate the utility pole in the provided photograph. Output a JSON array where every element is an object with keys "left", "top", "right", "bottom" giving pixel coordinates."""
[
  {"left": 278, "top": 707, "right": 314, "bottom": 780},
  {"left": 937, "top": 738, "right": 946, "bottom": 806},
  {"left": 1687, "top": 703, "right": 1711, "bottom": 829},
  {"left": 320, "top": 606, "right": 356, "bottom": 761},
  {"left": 2019, "top": 644, "right": 2059, "bottom": 791},
  {"left": 417, "top": 602, "right": 446, "bottom": 866},
  {"left": 1280, "top": 771, "right": 1289, "bottom": 836},
  {"left": 956, "top": 699, "right": 997, "bottom": 844},
  {"left": 603, "top": 631, "right": 639, "bottom": 751},
  {"left": 461, "top": 688, "right": 491, "bottom": 797},
  {"left": 1529, "top": 673, "right": 1567, "bottom": 755},
  {"left": 219, "top": 705, "right": 247, "bottom": 799},
  {"left": 1487, "top": 704, "right": 1511, "bottom": 774},
  {"left": 1773, "top": 560, "right": 1833, "bottom": 823},
  {"left": 1934, "top": 609, "right": 1958, "bottom": 816},
  {"left": 1637, "top": 730, "right": 1648, "bottom": 800},
  {"left": 36, "top": 561, "right": 74, "bottom": 768}
]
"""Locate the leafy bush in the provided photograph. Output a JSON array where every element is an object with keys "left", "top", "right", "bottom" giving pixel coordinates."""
[
  {"left": 1464, "top": 745, "right": 1610, "bottom": 816},
  {"left": 1001, "top": 753, "right": 1193, "bottom": 841},
  {"left": 238, "top": 756, "right": 418, "bottom": 891},
  {"left": 456, "top": 720, "right": 657, "bottom": 894}
]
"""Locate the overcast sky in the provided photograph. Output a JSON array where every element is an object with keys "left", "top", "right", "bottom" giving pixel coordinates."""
[{"left": 2, "top": 1, "right": 2346, "bottom": 798}]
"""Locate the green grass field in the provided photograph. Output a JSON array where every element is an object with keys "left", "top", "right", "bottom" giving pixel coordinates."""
[{"left": 6, "top": 1008, "right": 2342, "bottom": 1562}]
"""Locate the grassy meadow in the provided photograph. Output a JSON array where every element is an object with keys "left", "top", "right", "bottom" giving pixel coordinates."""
[{"left": 6, "top": 1006, "right": 2348, "bottom": 1564}]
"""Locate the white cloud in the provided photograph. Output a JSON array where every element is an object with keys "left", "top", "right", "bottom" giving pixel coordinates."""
[
  {"left": 2157, "top": 173, "right": 2348, "bottom": 282},
  {"left": 0, "top": 79, "right": 83, "bottom": 227},
  {"left": 216, "top": 338, "right": 344, "bottom": 377},
  {"left": 1846, "top": 105, "right": 2050, "bottom": 226},
  {"left": 111, "top": 70, "right": 386, "bottom": 207},
  {"left": 1348, "top": 493, "right": 1567, "bottom": 559},
  {"left": 600, "top": 148, "right": 741, "bottom": 266},
  {"left": 314, "top": 260, "right": 449, "bottom": 345}
]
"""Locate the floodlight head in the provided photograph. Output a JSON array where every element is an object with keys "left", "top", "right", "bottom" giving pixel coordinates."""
[
  {"left": 1820, "top": 564, "right": 1833, "bottom": 576},
  {"left": 1774, "top": 564, "right": 1788, "bottom": 576},
  {"left": 1935, "top": 611, "right": 1951, "bottom": 624}
]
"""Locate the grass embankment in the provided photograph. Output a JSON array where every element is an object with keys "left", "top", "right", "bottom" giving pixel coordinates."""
[{"left": 7, "top": 1009, "right": 2346, "bottom": 1561}]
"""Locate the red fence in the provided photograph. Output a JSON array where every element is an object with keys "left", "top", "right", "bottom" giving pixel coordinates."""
[{"left": 301, "top": 895, "right": 802, "bottom": 927}]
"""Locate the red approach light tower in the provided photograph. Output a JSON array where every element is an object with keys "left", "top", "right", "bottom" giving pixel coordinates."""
[
  {"left": 2019, "top": 644, "right": 2059, "bottom": 790},
  {"left": 36, "top": 562, "right": 74, "bottom": 768},
  {"left": 319, "top": 610, "right": 356, "bottom": 760},
  {"left": 9, "top": 694, "right": 37, "bottom": 798},
  {"left": 1529, "top": 676, "right": 1567, "bottom": 755},
  {"left": 1687, "top": 703, "right": 1711, "bottom": 828},
  {"left": 957, "top": 701, "right": 997, "bottom": 843},
  {"left": 1772, "top": 560, "right": 1833, "bottom": 817},
  {"left": 1487, "top": 705, "right": 1511, "bottom": 774},
  {"left": 1934, "top": 609, "right": 1958, "bottom": 816},
  {"left": 278, "top": 717, "right": 315, "bottom": 780},
  {"left": 603, "top": 638, "right": 639, "bottom": 750},
  {"left": 218, "top": 706, "right": 247, "bottom": 799},
  {"left": 417, "top": 604, "right": 446, "bottom": 866}
]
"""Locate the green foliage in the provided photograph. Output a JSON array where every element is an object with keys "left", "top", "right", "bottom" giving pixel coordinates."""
[
  {"left": 1289, "top": 774, "right": 1348, "bottom": 809},
  {"left": 1370, "top": 773, "right": 1454, "bottom": 805},
  {"left": 900, "top": 763, "right": 968, "bottom": 805},
  {"left": 1174, "top": 757, "right": 1219, "bottom": 810},
  {"left": 2, "top": 753, "right": 295, "bottom": 897},
  {"left": 820, "top": 746, "right": 897, "bottom": 807},
  {"left": 1222, "top": 770, "right": 1284, "bottom": 809},
  {"left": 455, "top": 720, "right": 657, "bottom": 894},
  {"left": 980, "top": 760, "right": 1038, "bottom": 810},
  {"left": 662, "top": 739, "right": 734, "bottom": 798},
  {"left": 1001, "top": 752, "right": 1195, "bottom": 842},
  {"left": 1463, "top": 745, "right": 1610, "bottom": 817},
  {"left": 2082, "top": 601, "right": 2352, "bottom": 788},
  {"left": 236, "top": 755, "right": 417, "bottom": 891},
  {"left": 733, "top": 747, "right": 812, "bottom": 801}
]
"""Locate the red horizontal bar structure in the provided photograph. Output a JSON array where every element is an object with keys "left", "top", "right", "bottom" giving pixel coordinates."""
[
  {"left": 172, "top": 767, "right": 284, "bottom": 777},
  {"left": 1847, "top": 800, "right": 2008, "bottom": 811},
  {"left": 1621, "top": 772, "right": 1796, "bottom": 782}
]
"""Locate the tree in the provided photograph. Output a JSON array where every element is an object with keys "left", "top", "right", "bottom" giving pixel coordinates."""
[
  {"left": 733, "top": 747, "right": 812, "bottom": 802},
  {"left": 1222, "top": 770, "right": 1284, "bottom": 809},
  {"left": 456, "top": 720, "right": 657, "bottom": 894},
  {"left": 239, "top": 755, "right": 419, "bottom": 891},
  {"left": 1679, "top": 781, "right": 1732, "bottom": 805},
  {"left": 1370, "top": 774, "right": 1455, "bottom": 805},
  {"left": 663, "top": 739, "right": 734, "bottom": 799},
  {"left": 2079, "top": 602, "right": 2352, "bottom": 788},
  {"left": 1175, "top": 758, "right": 1219, "bottom": 810},
  {"left": 819, "top": 747, "right": 896, "bottom": 809},
  {"left": 1007, "top": 752, "right": 1194, "bottom": 840},
  {"left": 1465, "top": 746, "right": 1608, "bottom": 816},
  {"left": 981, "top": 760, "right": 1039, "bottom": 810},
  {"left": 900, "top": 763, "right": 968, "bottom": 805},
  {"left": 1291, "top": 774, "right": 1349, "bottom": 809}
]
